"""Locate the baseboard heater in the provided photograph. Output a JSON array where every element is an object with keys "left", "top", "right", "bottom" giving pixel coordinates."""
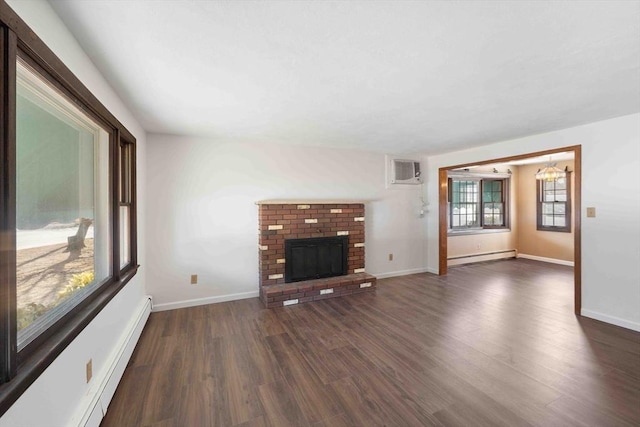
[
  {"left": 448, "top": 249, "right": 517, "bottom": 266},
  {"left": 74, "top": 296, "right": 152, "bottom": 427}
]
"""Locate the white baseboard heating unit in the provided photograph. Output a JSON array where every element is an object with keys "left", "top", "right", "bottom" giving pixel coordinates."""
[{"left": 75, "top": 296, "right": 152, "bottom": 427}]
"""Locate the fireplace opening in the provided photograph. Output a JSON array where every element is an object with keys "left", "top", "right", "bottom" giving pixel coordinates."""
[{"left": 285, "top": 236, "right": 348, "bottom": 283}]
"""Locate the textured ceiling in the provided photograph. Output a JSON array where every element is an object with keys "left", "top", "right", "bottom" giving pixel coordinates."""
[{"left": 48, "top": 0, "right": 640, "bottom": 154}]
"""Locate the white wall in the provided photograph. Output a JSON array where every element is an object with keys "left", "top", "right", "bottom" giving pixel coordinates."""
[
  {"left": 1, "top": 1, "right": 147, "bottom": 425},
  {"left": 424, "top": 113, "right": 640, "bottom": 331},
  {"left": 147, "top": 134, "right": 427, "bottom": 309}
]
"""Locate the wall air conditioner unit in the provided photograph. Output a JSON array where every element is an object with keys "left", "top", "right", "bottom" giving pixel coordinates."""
[{"left": 390, "top": 158, "right": 423, "bottom": 185}]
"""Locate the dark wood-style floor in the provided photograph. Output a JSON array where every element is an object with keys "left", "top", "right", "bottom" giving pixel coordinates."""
[{"left": 101, "top": 259, "right": 640, "bottom": 427}]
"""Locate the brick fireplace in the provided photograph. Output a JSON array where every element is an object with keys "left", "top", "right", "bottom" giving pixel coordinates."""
[{"left": 257, "top": 200, "right": 377, "bottom": 308}]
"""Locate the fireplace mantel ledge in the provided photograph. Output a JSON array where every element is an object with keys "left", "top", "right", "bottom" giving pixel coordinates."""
[{"left": 256, "top": 199, "right": 374, "bottom": 205}]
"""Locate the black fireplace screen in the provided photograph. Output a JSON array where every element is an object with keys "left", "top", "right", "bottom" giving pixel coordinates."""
[{"left": 284, "top": 236, "right": 348, "bottom": 283}]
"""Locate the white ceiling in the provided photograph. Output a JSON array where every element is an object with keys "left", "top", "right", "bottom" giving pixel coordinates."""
[{"left": 48, "top": 0, "right": 640, "bottom": 154}]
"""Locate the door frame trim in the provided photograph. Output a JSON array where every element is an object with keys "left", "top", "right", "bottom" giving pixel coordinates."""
[{"left": 438, "top": 145, "right": 582, "bottom": 315}]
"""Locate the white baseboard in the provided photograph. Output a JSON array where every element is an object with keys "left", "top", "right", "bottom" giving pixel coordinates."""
[
  {"left": 517, "top": 253, "right": 574, "bottom": 267},
  {"left": 75, "top": 296, "right": 152, "bottom": 427},
  {"left": 374, "top": 267, "right": 433, "bottom": 279},
  {"left": 581, "top": 309, "right": 640, "bottom": 332},
  {"left": 152, "top": 291, "right": 260, "bottom": 312}
]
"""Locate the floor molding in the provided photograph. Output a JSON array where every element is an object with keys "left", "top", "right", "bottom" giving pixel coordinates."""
[
  {"left": 425, "top": 266, "right": 439, "bottom": 275},
  {"left": 374, "top": 267, "right": 433, "bottom": 279},
  {"left": 517, "top": 253, "right": 574, "bottom": 267},
  {"left": 581, "top": 309, "right": 640, "bottom": 332},
  {"left": 152, "top": 291, "right": 259, "bottom": 312}
]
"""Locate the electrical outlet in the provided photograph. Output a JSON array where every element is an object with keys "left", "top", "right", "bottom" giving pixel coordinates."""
[
  {"left": 388, "top": 253, "right": 393, "bottom": 261},
  {"left": 190, "top": 274, "right": 198, "bottom": 285},
  {"left": 86, "top": 359, "right": 92, "bottom": 383}
]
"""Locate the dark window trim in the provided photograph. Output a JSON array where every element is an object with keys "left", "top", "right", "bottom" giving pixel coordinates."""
[
  {"left": 119, "top": 137, "right": 137, "bottom": 271},
  {"left": 537, "top": 172, "right": 572, "bottom": 233},
  {"left": 0, "top": 23, "right": 18, "bottom": 386},
  {"left": 447, "top": 176, "right": 510, "bottom": 234},
  {"left": 0, "top": 1, "right": 138, "bottom": 416}
]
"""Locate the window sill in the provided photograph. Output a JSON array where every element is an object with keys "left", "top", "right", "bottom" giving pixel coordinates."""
[{"left": 536, "top": 227, "right": 571, "bottom": 233}]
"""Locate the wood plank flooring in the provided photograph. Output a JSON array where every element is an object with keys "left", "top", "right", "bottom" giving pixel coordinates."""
[{"left": 101, "top": 259, "right": 640, "bottom": 427}]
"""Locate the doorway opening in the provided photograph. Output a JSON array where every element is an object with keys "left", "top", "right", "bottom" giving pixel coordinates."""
[{"left": 438, "top": 145, "right": 582, "bottom": 314}]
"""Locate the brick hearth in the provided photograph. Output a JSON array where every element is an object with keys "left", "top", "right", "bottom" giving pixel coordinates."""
[
  {"left": 261, "top": 273, "right": 376, "bottom": 308},
  {"left": 257, "top": 201, "right": 376, "bottom": 308}
]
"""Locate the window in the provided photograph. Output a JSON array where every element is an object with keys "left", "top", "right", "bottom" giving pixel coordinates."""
[
  {"left": 448, "top": 175, "right": 509, "bottom": 232},
  {"left": 537, "top": 173, "right": 571, "bottom": 232},
  {"left": 450, "top": 179, "right": 481, "bottom": 228},
  {"left": 119, "top": 140, "right": 135, "bottom": 269},
  {"left": 482, "top": 179, "right": 505, "bottom": 228},
  {"left": 15, "top": 57, "right": 112, "bottom": 350},
  {"left": 1, "top": 8, "right": 137, "bottom": 413}
]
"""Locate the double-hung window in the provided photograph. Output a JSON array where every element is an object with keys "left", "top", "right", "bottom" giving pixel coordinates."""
[
  {"left": 1, "top": 5, "right": 137, "bottom": 414},
  {"left": 450, "top": 179, "right": 481, "bottom": 228},
  {"left": 448, "top": 173, "right": 510, "bottom": 233},
  {"left": 537, "top": 173, "right": 571, "bottom": 232},
  {"left": 481, "top": 179, "right": 506, "bottom": 228}
]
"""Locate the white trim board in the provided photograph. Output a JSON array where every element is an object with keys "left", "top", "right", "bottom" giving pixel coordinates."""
[
  {"left": 374, "top": 267, "right": 433, "bottom": 280},
  {"left": 581, "top": 309, "right": 640, "bottom": 332},
  {"left": 152, "top": 291, "right": 259, "bottom": 312},
  {"left": 425, "top": 267, "right": 439, "bottom": 275},
  {"left": 517, "top": 253, "right": 574, "bottom": 267}
]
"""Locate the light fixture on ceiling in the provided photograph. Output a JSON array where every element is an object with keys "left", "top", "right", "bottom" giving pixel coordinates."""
[{"left": 535, "top": 162, "right": 567, "bottom": 181}]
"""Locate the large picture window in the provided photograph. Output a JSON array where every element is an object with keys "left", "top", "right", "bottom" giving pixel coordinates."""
[
  {"left": 16, "top": 57, "right": 112, "bottom": 349},
  {"left": 1, "top": 6, "right": 137, "bottom": 414},
  {"left": 448, "top": 174, "right": 509, "bottom": 233}
]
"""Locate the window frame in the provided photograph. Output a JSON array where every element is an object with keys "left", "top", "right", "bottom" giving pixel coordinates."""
[
  {"left": 119, "top": 137, "right": 137, "bottom": 270},
  {"left": 536, "top": 172, "right": 572, "bottom": 233},
  {"left": 0, "top": 2, "right": 138, "bottom": 415},
  {"left": 449, "top": 178, "right": 481, "bottom": 230},
  {"left": 448, "top": 173, "right": 510, "bottom": 235},
  {"left": 481, "top": 179, "right": 507, "bottom": 229}
]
